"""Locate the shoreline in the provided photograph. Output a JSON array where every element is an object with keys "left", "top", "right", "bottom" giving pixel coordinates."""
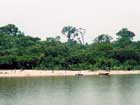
[{"left": 0, "top": 70, "right": 139, "bottom": 77}]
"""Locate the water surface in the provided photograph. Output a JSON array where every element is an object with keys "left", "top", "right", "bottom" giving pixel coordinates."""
[{"left": 0, "top": 75, "right": 140, "bottom": 105}]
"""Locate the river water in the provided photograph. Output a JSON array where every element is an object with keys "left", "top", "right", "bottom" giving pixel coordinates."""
[{"left": 0, "top": 75, "right": 139, "bottom": 105}]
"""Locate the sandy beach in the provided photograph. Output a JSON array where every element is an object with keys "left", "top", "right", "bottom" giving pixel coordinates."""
[{"left": 0, "top": 70, "right": 139, "bottom": 77}]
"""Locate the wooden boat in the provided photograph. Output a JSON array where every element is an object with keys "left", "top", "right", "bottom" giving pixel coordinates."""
[{"left": 98, "top": 72, "right": 110, "bottom": 75}]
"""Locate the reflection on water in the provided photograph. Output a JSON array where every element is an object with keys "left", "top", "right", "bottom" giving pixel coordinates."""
[{"left": 0, "top": 75, "right": 139, "bottom": 105}]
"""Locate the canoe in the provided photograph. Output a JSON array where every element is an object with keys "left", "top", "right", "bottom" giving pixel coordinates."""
[{"left": 98, "top": 72, "right": 110, "bottom": 75}]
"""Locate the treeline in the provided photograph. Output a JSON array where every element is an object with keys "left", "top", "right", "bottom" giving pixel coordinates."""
[{"left": 0, "top": 24, "right": 140, "bottom": 70}]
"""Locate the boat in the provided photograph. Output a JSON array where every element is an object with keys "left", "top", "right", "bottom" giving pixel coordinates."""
[{"left": 98, "top": 72, "right": 110, "bottom": 75}]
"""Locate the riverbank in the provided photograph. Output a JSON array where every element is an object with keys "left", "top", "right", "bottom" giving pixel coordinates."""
[{"left": 0, "top": 70, "right": 139, "bottom": 77}]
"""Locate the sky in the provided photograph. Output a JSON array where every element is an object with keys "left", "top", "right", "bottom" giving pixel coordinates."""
[{"left": 0, "top": 0, "right": 140, "bottom": 43}]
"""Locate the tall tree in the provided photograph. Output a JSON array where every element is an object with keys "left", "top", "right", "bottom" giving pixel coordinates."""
[
  {"left": 0, "top": 24, "right": 24, "bottom": 36},
  {"left": 116, "top": 28, "right": 135, "bottom": 41},
  {"left": 116, "top": 28, "right": 135, "bottom": 48},
  {"left": 62, "top": 26, "right": 77, "bottom": 42},
  {"left": 94, "top": 34, "right": 113, "bottom": 43},
  {"left": 62, "top": 26, "right": 86, "bottom": 45}
]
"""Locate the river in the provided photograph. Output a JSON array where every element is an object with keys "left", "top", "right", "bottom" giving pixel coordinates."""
[{"left": 0, "top": 75, "right": 139, "bottom": 105}]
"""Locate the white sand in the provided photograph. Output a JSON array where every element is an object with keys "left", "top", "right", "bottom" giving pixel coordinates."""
[{"left": 0, "top": 70, "right": 139, "bottom": 77}]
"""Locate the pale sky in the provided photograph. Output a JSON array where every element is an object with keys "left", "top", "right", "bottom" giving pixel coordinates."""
[{"left": 0, "top": 0, "right": 140, "bottom": 43}]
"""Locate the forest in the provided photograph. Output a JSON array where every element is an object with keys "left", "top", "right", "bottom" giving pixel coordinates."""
[{"left": 0, "top": 24, "right": 140, "bottom": 70}]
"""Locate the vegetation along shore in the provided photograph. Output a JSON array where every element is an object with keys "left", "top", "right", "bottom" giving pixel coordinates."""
[{"left": 0, "top": 24, "right": 139, "bottom": 71}]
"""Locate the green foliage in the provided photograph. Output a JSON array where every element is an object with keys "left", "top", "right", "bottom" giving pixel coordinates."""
[
  {"left": 115, "top": 28, "right": 135, "bottom": 48},
  {"left": 0, "top": 24, "right": 139, "bottom": 70},
  {"left": 94, "top": 34, "right": 113, "bottom": 43},
  {"left": 62, "top": 26, "right": 86, "bottom": 45},
  {"left": 0, "top": 24, "right": 24, "bottom": 36},
  {"left": 116, "top": 28, "right": 135, "bottom": 40}
]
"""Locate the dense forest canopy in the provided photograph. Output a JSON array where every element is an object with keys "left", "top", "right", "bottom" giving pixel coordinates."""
[{"left": 0, "top": 24, "right": 140, "bottom": 70}]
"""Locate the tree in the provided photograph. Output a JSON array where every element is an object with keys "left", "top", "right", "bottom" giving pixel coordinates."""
[
  {"left": 116, "top": 28, "right": 135, "bottom": 48},
  {"left": 76, "top": 28, "right": 86, "bottom": 45},
  {"left": 62, "top": 26, "right": 86, "bottom": 45},
  {"left": 116, "top": 28, "right": 135, "bottom": 40},
  {"left": 94, "top": 34, "right": 113, "bottom": 43},
  {"left": 1, "top": 24, "right": 140, "bottom": 70},
  {"left": 0, "top": 24, "right": 24, "bottom": 36},
  {"left": 62, "top": 26, "right": 77, "bottom": 42}
]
